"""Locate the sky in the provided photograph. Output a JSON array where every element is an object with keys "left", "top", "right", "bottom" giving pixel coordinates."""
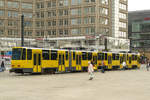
[{"left": 128, "top": 0, "right": 150, "bottom": 11}]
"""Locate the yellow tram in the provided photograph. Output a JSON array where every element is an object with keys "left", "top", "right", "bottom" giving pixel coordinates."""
[{"left": 10, "top": 47, "right": 141, "bottom": 74}]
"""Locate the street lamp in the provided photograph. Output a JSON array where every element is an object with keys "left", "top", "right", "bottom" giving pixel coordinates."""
[{"left": 21, "top": 14, "right": 24, "bottom": 47}]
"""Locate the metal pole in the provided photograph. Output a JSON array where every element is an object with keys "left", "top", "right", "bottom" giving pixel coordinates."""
[
  {"left": 104, "top": 37, "right": 107, "bottom": 51},
  {"left": 21, "top": 14, "right": 24, "bottom": 47}
]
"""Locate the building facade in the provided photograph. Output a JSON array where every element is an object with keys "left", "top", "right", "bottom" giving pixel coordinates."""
[
  {"left": 0, "top": 0, "right": 129, "bottom": 53},
  {"left": 129, "top": 10, "right": 150, "bottom": 52},
  {"left": 128, "top": 10, "right": 150, "bottom": 58}
]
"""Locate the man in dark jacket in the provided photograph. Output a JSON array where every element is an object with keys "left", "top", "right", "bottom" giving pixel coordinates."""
[{"left": 1, "top": 61, "right": 5, "bottom": 71}]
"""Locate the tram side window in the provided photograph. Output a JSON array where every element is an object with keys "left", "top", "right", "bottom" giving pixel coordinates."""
[
  {"left": 73, "top": 52, "right": 75, "bottom": 60},
  {"left": 27, "top": 49, "right": 32, "bottom": 60},
  {"left": 123, "top": 54, "right": 126, "bottom": 61},
  {"left": 132, "top": 55, "right": 134, "bottom": 60},
  {"left": 98, "top": 53, "right": 101, "bottom": 60},
  {"left": 66, "top": 51, "right": 68, "bottom": 60},
  {"left": 12, "top": 48, "right": 22, "bottom": 60},
  {"left": 116, "top": 54, "right": 119, "bottom": 60},
  {"left": 135, "top": 55, "right": 137, "bottom": 60},
  {"left": 112, "top": 54, "right": 115, "bottom": 60},
  {"left": 51, "top": 50, "right": 57, "bottom": 60},
  {"left": 42, "top": 50, "right": 49, "bottom": 60},
  {"left": 82, "top": 52, "right": 87, "bottom": 60},
  {"left": 105, "top": 53, "right": 107, "bottom": 60},
  {"left": 138, "top": 57, "right": 140, "bottom": 63},
  {"left": 88, "top": 53, "right": 92, "bottom": 60},
  {"left": 127, "top": 55, "right": 129, "bottom": 60},
  {"left": 22, "top": 48, "right": 26, "bottom": 60},
  {"left": 101, "top": 53, "right": 104, "bottom": 60}
]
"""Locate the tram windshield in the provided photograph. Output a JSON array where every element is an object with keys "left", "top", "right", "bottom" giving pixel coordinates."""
[{"left": 12, "top": 48, "right": 22, "bottom": 60}]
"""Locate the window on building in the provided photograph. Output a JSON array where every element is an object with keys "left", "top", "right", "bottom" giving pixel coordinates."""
[
  {"left": 24, "top": 21, "right": 32, "bottom": 27},
  {"left": 64, "top": 19, "right": 68, "bottom": 25},
  {"left": 8, "top": 21, "right": 18, "bottom": 27},
  {"left": 99, "top": 8, "right": 108, "bottom": 15},
  {"left": 24, "top": 31, "right": 32, "bottom": 36},
  {"left": 0, "top": 1, "right": 4, "bottom": 7},
  {"left": 23, "top": 13, "right": 32, "bottom": 18},
  {"left": 52, "top": 1, "right": 56, "bottom": 7},
  {"left": 0, "top": 29, "right": 4, "bottom": 35},
  {"left": 91, "top": 7, "right": 95, "bottom": 13},
  {"left": 90, "top": 17, "right": 95, "bottom": 23},
  {"left": 84, "top": 17, "right": 89, "bottom": 24},
  {"left": 119, "top": 12, "right": 127, "bottom": 19},
  {"left": 36, "top": 31, "right": 44, "bottom": 36},
  {"left": 71, "top": 18, "right": 81, "bottom": 25},
  {"left": 84, "top": 0, "right": 95, "bottom": 3},
  {"left": 47, "top": 2, "right": 51, "bottom": 8},
  {"left": 22, "top": 3, "right": 32, "bottom": 9},
  {"left": 8, "top": 1, "right": 19, "bottom": 8},
  {"left": 59, "top": 29, "right": 63, "bottom": 35},
  {"left": 0, "top": 10, "right": 4, "bottom": 16},
  {"left": 64, "top": 10, "right": 68, "bottom": 15},
  {"left": 71, "top": 9, "right": 81, "bottom": 15},
  {"left": 119, "top": 22, "right": 126, "bottom": 28},
  {"left": 47, "top": 30, "right": 52, "bottom": 36},
  {"left": 64, "top": 30, "right": 68, "bottom": 35},
  {"left": 59, "top": 19, "right": 63, "bottom": 26},
  {"left": 100, "top": 0, "right": 108, "bottom": 5},
  {"left": 132, "top": 22, "right": 140, "bottom": 32},
  {"left": 52, "top": 30, "right": 56, "bottom": 35},
  {"left": 36, "top": 2, "right": 44, "bottom": 9},
  {"left": 119, "top": 3, "right": 127, "bottom": 10},
  {"left": 71, "top": 0, "right": 82, "bottom": 5},
  {"left": 58, "top": 0, "right": 69, "bottom": 6},
  {"left": 48, "top": 21, "right": 52, "bottom": 26},
  {"left": 0, "top": 20, "right": 3, "bottom": 26},
  {"left": 59, "top": 10, "right": 63, "bottom": 16},
  {"left": 99, "top": 17, "right": 108, "bottom": 25},
  {"left": 100, "top": 28, "right": 109, "bottom": 35},
  {"left": 52, "top": 20, "right": 56, "bottom": 26},
  {"left": 71, "top": 28, "right": 81, "bottom": 35}
]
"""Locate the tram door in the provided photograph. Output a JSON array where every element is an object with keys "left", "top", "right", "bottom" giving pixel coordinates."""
[
  {"left": 76, "top": 53, "right": 82, "bottom": 71},
  {"left": 93, "top": 55, "right": 97, "bottom": 69},
  {"left": 33, "top": 53, "right": 41, "bottom": 73},
  {"left": 58, "top": 52, "right": 65, "bottom": 72},
  {"left": 108, "top": 55, "right": 112, "bottom": 69}
]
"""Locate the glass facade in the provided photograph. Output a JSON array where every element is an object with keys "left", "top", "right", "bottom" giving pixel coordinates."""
[{"left": 130, "top": 20, "right": 150, "bottom": 48}]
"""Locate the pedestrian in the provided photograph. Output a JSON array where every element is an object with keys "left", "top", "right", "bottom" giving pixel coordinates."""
[
  {"left": 1, "top": 61, "right": 5, "bottom": 71},
  {"left": 101, "top": 60, "right": 105, "bottom": 73},
  {"left": 146, "top": 60, "right": 150, "bottom": 71},
  {"left": 88, "top": 61, "right": 94, "bottom": 80},
  {"left": 122, "top": 61, "right": 126, "bottom": 70}
]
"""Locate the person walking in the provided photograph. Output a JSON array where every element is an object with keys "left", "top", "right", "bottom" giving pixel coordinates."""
[
  {"left": 122, "top": 61, "right": 126, "bottom": 70},
  {"left": 1, "top": 61, "right": 5, "bottom": 71},
  {"left": 146, "top": 60, "right": 150, "bottom": 71},
  {"left": 88, "top": 61, "right": 94, "bottom": 80},
  {"left": 101, "top": 60, "right": 105, "bottom": 73}
]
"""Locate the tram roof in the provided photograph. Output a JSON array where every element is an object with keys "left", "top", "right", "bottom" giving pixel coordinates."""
[{"left": 12, "top": 47, "right": 140, "bottom": 55}]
